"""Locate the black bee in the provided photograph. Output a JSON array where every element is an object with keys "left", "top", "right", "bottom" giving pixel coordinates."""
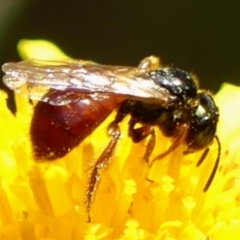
[{"left": 2, "top": 56, "right": 220, "bottom": 221}]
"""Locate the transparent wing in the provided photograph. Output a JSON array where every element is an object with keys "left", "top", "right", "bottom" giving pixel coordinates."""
[{"left": 2, "top": 59, "right": 174, "bottom": 106}]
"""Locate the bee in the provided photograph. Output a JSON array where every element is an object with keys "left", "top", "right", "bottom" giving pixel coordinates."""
[{"left": 2, "top": 56, "right": 221, "bottom": 222}]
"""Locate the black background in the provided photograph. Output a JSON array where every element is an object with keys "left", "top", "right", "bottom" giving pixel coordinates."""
[{"left": 1, "top": 0, "right": 240, "bottom": 99}]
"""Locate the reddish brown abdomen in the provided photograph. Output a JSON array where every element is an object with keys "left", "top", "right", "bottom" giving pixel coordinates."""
[{"left": 30, "top": 90, "right": 120, "bottom": 160}]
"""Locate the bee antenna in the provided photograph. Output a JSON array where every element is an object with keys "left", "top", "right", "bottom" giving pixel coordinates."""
[{"left": 200, "top": 135, "right": 221, "bottom": 192}]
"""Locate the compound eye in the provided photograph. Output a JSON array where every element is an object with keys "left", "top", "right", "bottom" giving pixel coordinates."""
[
  {"left": 149, "top": 67, "right": 197, "bottom": 99},
  {"left": 186, "top": 92, "right": 219, "bottom": 150}
]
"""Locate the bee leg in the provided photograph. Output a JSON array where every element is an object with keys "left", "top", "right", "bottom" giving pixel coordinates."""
[
  {"left": 149, "top": 125, "right": 188, "bottom": 167},
  {"left": 128, "top": 118, "right": 156, "bottom": 163},
  {"left": 138, "top": 56, "right": 162, "bottom": 71},
  {"left": 85, "top": 122, "right": 121, "bottom": 222}
]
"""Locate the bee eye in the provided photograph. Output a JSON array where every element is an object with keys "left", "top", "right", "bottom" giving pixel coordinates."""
[{"left": 149, "top": 67, "right": 197, "bottom": 99}]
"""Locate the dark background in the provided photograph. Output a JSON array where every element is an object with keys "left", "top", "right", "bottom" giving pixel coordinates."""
[{"left": 1, "top": 0, "right": 240, "bottom": 101}]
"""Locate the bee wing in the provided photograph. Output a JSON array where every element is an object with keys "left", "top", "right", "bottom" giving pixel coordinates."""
[{"left": 2, "top": 59, "right": 174, "bottom": 106}]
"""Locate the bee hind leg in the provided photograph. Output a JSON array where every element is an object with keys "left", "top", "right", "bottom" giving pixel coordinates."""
[
  {"left": 137, "top": 56, "right": 162, "bottom": 71},
  {"left": 85, "top": 122, "right": 121, "bottom": 222}
]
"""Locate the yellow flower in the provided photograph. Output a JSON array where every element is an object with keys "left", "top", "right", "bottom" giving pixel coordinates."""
[{"left": 0, "top": 39, "right": 239, "bottom": 239}]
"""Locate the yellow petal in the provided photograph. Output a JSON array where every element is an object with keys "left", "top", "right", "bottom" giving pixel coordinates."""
[{"left": 17, "top": 39, "right": 70, "bottom": 60}]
